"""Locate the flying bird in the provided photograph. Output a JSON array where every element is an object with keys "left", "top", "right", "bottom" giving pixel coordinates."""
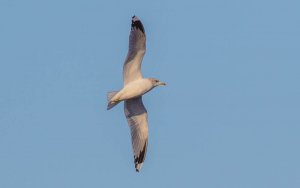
[{"left": 107, "top": 16, "right": 166, "bottom": 172}]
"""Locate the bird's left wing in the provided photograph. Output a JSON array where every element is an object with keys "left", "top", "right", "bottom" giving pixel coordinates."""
[
  {"left": 124, "top": 97, "right": 148, "bottom": 172},
  {"left": 123, "top": 16, "right": 146, "bottom": 85}
]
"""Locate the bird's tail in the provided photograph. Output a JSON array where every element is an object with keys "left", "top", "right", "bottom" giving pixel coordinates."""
[{"left": 107, "top": 91, "right": 120, "bottom": 110}]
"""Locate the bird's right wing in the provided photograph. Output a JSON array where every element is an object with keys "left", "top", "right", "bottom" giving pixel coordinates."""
[
  {"left": 123, "top": 16, "right": 146, "bottom": 85},
  {"left": 124, "top": 97, "right": 148, "bottom": 172}
]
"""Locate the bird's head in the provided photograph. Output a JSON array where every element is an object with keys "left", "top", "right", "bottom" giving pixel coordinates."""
[{"left": 149, "top": 78, "right": 166, "bottom": 87}]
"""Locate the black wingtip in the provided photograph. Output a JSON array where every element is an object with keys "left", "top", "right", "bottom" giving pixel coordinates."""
[
  {"left": 133, "top": 142, "right": 147, "bottom": 172},
  {"left": 131, "top": 15, "right": 145, "bottom": 34},
  {"left": 134, "top": 143, "right": 147, "bottom": 164}
]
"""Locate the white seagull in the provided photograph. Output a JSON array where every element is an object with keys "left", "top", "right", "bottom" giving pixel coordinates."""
[{"left": 107, "top": 16, "right": 166, "bottom": 172}]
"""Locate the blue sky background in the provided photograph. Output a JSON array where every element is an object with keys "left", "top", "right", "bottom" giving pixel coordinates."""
[{"left": 0, "top": 0, "right": 299, "bottom": 187}]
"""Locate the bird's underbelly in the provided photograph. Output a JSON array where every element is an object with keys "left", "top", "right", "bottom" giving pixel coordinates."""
[
  {"left": 119, "top": 87, "right": 147, "bottom": 100},
  {"left": 116, "top": 81, "right": 152, "bottom": 101}
]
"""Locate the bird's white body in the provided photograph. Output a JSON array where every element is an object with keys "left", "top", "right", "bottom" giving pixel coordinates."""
[{"left": 111, "top": 79, "right": 153, "bottom": 102}]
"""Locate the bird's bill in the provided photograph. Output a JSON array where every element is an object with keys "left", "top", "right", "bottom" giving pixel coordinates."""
[{"left": 158, "top": 82, "right": 166, "bottom": 86}]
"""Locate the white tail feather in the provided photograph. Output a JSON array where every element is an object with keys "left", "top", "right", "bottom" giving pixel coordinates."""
[
  {"left": 107, "top": 91, "right": 120, "bottom": 110},
  {"left": 107, "top": 91, "right": 118, "bottom": 102}
]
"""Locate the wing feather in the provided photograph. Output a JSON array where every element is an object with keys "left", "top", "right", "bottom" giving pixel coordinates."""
[
  {"left": 124, "top": 97, "right": 148, "bottom": 172},
  {"left": 123, "top": 16, "right": 146, "bottom": 85}
]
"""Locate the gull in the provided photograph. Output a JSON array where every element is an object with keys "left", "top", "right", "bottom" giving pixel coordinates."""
[{"left": 107, "top": 16, "right": 166, "bottom": 172}]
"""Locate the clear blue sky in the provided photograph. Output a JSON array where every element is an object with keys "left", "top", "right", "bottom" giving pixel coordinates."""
[{"left": 0, "top": 0, "right": 299, "bottom": 187}]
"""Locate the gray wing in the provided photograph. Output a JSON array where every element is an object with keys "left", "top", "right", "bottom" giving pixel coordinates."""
[
  {"left": 123, "top": 16, "right": 146, "bottom": 85},
  {"left": 124, "top": 97, "right": 148, "bottom": 172}
]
